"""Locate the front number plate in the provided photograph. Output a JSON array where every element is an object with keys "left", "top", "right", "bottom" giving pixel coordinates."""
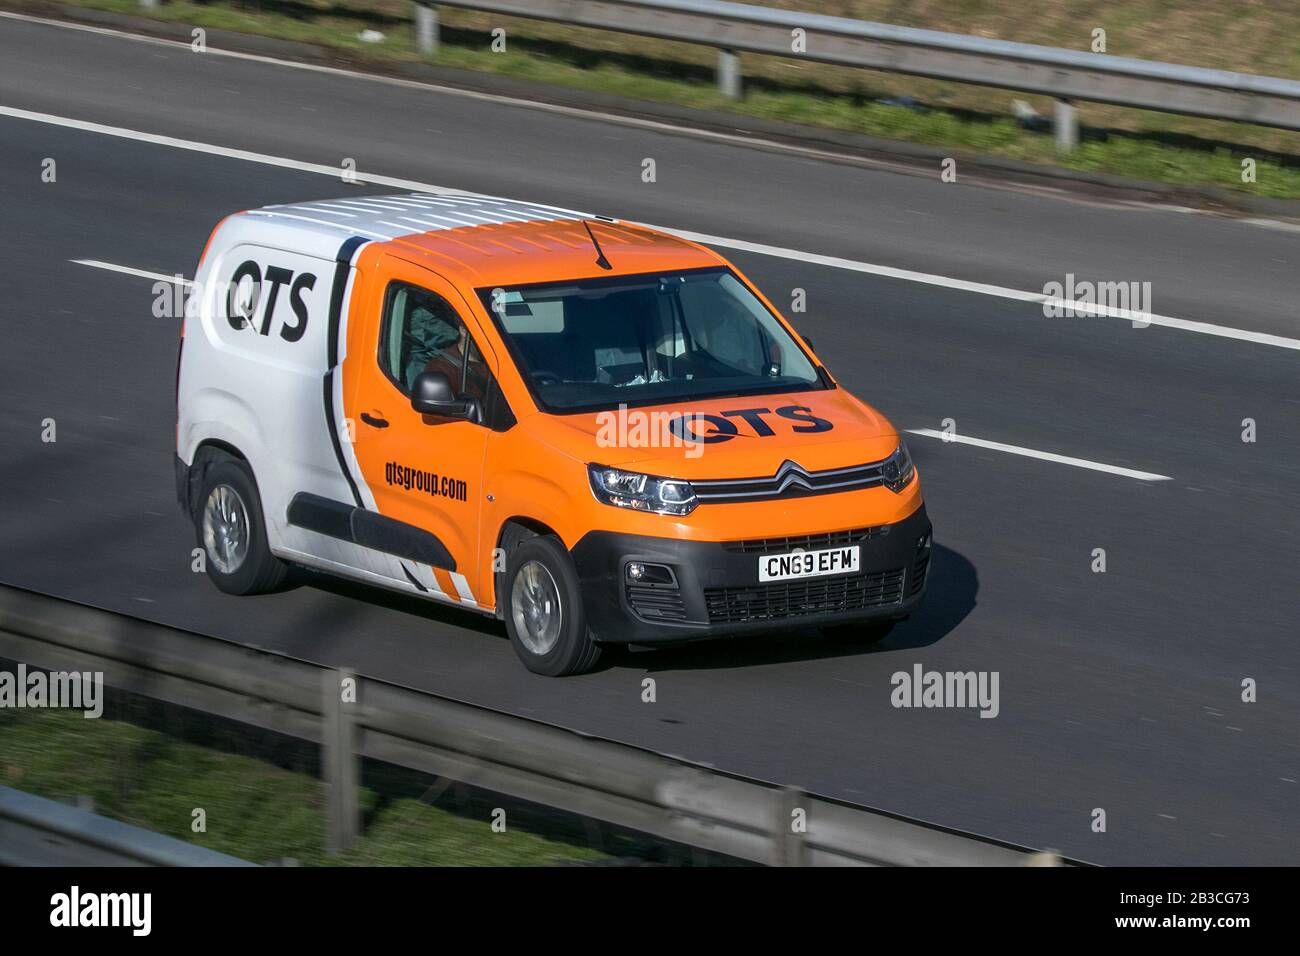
[{"left": 758, "top": 545, "right": 860, "bottom": 582}]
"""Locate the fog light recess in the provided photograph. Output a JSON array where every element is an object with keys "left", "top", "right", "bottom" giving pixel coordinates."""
[{"left": 625, "top": 562, "right": 675, "bottom": 585}]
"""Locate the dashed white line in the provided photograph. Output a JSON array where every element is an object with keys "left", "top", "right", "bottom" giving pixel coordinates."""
[
  {"left": 72, "top": 258, "right": 192, "bottom": 285},
  {"left": 906, "top": 428, "right": 1173, "bottom": 482},
  {"left": 0, "top": 103, "right": 1295, "bottom": 354}
]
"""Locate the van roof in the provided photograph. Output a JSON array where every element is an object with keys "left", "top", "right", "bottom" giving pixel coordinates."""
[{"left": 244, "top": 193, "right": 720, "bottom": 286}]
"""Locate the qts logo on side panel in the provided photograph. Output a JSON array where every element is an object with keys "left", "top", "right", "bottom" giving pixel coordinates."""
[{"left": 224, "top": 260, "right": 317, "bottom": 342}]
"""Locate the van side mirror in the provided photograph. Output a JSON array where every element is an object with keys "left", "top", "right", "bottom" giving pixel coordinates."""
[
  {"left": 802, "top": 334, "right": 815, "bottom": 351},
  {"left": 411, "top": 371, "right": 476, "bottom": 421}
]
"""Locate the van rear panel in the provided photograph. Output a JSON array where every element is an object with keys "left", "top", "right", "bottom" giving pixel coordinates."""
[{"left": 178, "top": 216, "right": 357, "bottom": 558}]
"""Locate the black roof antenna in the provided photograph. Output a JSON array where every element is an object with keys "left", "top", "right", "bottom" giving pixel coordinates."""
[{"left": 582, "top": 220, "right": 613, "bottom": 271}]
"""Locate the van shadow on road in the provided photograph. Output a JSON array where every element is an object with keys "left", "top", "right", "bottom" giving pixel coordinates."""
[{"left": 292, "top": 544, "right": 977, "bottom": 676}]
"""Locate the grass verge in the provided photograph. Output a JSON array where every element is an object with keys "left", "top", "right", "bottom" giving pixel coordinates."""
[{"left": 0, "top": 705, "right": 621, "bottom": 866}]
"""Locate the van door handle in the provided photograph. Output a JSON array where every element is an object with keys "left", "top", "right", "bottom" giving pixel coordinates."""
[{"left": 360, "top": 412, "right": 389, "bottom": 429}]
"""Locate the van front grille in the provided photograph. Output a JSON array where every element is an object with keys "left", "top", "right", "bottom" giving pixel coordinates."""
[
  {"left": 692, "top": 458, "right": 886, "bottom": 504},
  {"left": 704, "top": 569, "right": 905, "bottom": 625}
]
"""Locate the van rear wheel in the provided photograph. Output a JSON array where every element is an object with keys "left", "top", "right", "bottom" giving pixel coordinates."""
[
  {"left": 195, "top": 459, "right": 287, "bottom": 595},
  {"left": 503, "top": 536, "right": 601, "bottom": 676}
]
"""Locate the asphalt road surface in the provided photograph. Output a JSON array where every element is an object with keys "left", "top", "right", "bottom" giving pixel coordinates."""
[{"left": 0, "top": 12, "right": 1297, "bottom": 865}]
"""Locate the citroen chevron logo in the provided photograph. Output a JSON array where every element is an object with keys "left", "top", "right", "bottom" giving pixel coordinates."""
[{"left": 774, "top": 460, "right": 814, "bottom": 493}]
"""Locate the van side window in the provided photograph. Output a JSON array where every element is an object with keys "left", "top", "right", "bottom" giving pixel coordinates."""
[{"left": 379, "top": 282, "right": 488, "bottom": 407}]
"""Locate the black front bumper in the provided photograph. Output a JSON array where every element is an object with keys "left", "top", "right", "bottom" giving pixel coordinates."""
[{"left": 571, "top": 504, "right": 932, "bottom": 644}]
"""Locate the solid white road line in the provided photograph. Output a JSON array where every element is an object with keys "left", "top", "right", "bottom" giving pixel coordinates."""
[
  {"left": 7, "top": 104, "right": 1299, "bottom": 352},
  {"left": 71, "top": 258, "right": 193, "bottom": 286},
  {"left": 8, "top": 6, "right": 1300, "bottom": 231},
  {"left": 4, "top": 105, "right": 472, "bottom": 196},
  {"left": 0, "top": 10, "right": 1152, "bottom": 204},
  {"left": 70, "top": 256, "right": 1174, "bottom": 483},
  {"left": 660, "top": 228, "right": 1300, "bottom": 352},
  {"left": 906, "top": 429, "right": 1173, "bottom": 482}
]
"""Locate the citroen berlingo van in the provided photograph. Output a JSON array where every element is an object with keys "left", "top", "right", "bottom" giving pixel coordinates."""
[{"left": 175, "top": 193, "right": 931, "bottom": 675}]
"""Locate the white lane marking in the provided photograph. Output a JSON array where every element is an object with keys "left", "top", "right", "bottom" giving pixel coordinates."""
[
  {"left": 1240, "top": 217, "right": 1300, "bottom": 235},
  {"left": 661, "top": 228, "right": 1300, "bottom": 352},
  {"left": 906, "top": 429, "right": 1173, "bottom": 482},
  {"left": 0, "top": 11, "right": 1105, "bottom": 195},
  {"left": 9, "top": 108, "right": 1291, "bottom": 352},
  {"left": 3, "top": 105, "right": 470, "bottom": 194},
  {"left": 9, "top": 9, "right": 1300, "bottom": 231},
  {"left": 72, "top": 258, "right": 193, "bottom": 286},
  {"left": 74, "top": 257, "right": 1173, "bottom": 485}
]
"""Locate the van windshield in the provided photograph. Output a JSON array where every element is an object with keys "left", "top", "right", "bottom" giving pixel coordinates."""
[{"left": 478, "top": 268, "right": 825, "bottom": 413}]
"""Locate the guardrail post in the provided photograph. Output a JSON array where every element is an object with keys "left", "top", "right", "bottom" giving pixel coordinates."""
[
  {"left": 138, "top": 0, "right": 159, "bottom": 9},
  {"left": 323, "top": 668, "right": 360, "bottom": 853},
  {"left": 717, "top": 49, "right": 742, "bottom": 99},
  {"left": 771, "top": 786, "right": 807, "bottom": 866},
  {"left": 415, "top": 4, "right": 439, "bottom": 58},
  {"left": 1054, "top": 98, "right": 1078, "bottom": 152}
]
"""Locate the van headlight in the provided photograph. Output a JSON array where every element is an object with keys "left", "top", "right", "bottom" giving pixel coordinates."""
[
  {"left": 881, "top": 441, "right": 915, "bottom": 493},
  {"left": 588, "top": 465, "right": 698, "bottom": 516}
]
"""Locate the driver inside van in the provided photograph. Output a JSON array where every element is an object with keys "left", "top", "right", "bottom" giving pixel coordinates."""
[{"left": 402, "top": 299, "right": 466, "bottom": 393}]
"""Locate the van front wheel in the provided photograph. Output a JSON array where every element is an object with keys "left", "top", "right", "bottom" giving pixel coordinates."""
[{"left": 503, "top": 536, "right": 601, "bottom": 676}]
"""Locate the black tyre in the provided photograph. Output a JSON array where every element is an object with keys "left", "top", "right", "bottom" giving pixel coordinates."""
[
  {"left": 503, "top": 535, "right": 601, "bottom": 676},
  {"left": 194, "top": 459, "right": 287, "bottom": 595},
  {"left": 820, "top": 620, "right": 895, "bottom": 645}
]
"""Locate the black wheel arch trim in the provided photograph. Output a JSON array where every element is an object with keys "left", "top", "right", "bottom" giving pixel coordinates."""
[{"left": 176, "top": 441, "right": 248, "bottom": 517}]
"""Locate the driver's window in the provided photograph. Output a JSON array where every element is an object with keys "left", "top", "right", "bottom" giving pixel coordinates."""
[{"left": 383, "top": 284, "right": 501, "bottom": 409}]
